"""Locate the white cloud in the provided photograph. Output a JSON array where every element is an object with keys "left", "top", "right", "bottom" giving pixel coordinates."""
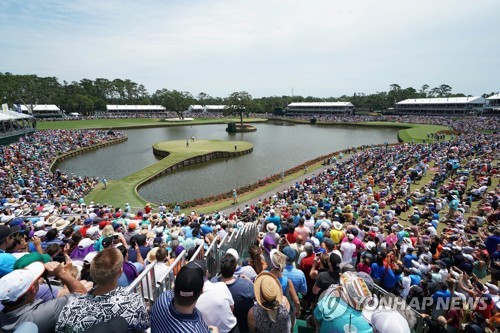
[{"left": 0, "top": 0, "right": 499, "bottom": 97}]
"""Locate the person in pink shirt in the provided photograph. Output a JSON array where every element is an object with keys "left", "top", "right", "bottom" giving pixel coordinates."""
[
  {"left": 341, "top": 228, "right": 365, "bottom": 263},
  {"left": 357, "top": 254, "right": 372, "bottom": 274}
]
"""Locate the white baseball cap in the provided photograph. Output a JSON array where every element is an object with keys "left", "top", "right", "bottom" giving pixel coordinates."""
[
  {"left": 371, "top": 309, "right": 410, "bottom": 333},
  {"left": 226, "top": 248, "right": 239, "bottom": 261},
  {"left": 0, "top": 262, "right": 45, "bottom": 302}
]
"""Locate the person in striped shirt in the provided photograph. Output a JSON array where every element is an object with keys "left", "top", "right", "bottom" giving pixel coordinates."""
[{"left": 151, "top": 262, "right": 219, "bottom": 333}]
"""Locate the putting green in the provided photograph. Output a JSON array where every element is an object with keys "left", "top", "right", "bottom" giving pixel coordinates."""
[{"left": 84, "top": 140, "right": 253, "bottom": 209}]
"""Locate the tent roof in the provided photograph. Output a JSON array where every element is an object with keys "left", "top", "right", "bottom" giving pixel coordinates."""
[
  {"left": 487, "top": 93, "right": 500, "bottom": 100},
  {"left": 20, "top": 104, "right": 60, "bottom": 111},
  {"left": 287, "top": 102, "right": 354, "bottom": 107},
  {"left": 106, "top": 105, "right": 166, "bottom": 111},
  {"left": 397, "top": 97, "right": 485, "bottom": 105},
  {"left": 0, "top": 110, "right": 34, "bottom": 121}
]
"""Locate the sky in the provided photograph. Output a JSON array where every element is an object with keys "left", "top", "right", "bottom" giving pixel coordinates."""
[{"left": 0, "top": 0, "right": 499, "bottom": 98}]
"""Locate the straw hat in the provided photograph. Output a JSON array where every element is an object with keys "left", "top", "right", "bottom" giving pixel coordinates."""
[
  {"left": 333, "top": 221, "right": 343, "bottom": 230},
  {"left": 54, "top": 218, "right": 70, "bottom": 231},
  {"left": 147, "top": 247, "right": 159, "bottom": 263},
  {"left": 266, "top": 223, "right": 277, "bottom": 233},
  {"left": 254, "top": 272, "right": 283, "bottom": 312}
]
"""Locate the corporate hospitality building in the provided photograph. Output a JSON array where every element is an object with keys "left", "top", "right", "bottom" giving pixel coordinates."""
[
  {"left": 19, "top": 104, "right": 64, "bottom": 118},
  {"left": 394, "top": 97, "right": 486, "bottom": 116},
  {"left": 483, "top": 93, "right": 500, "bottom": 116},
  {"left": 285, "top": 102, "right": 355, "bottom": 116},
  {"left": 187, "top": 105, "right": 229, "bottom": 113},
  {"left": 1, "top": 101, "right": 36, "bottom": 143},
  {"left": 106, "top": 105, "right": 166, "bottom": 113}
]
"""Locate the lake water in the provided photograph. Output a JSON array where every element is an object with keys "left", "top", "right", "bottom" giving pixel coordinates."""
[{"left": 57, "top": 121, "right": 399, "bottom": 204}]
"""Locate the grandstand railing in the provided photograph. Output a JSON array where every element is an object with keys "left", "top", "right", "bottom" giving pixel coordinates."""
[
  {"left": 204, "top": 231, "right": 229, "bottom": 277},
  {"left": 198, "top": 220, "right": 260, "bottom": 277},
  {"left": 126, "top": 220, "right": 259, "bottom": 306},
  {"left": 126, "top": 249, "right": 186, "bottom": 307}
]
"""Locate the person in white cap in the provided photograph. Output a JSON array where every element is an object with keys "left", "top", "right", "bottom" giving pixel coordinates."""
[
  {"left": 340, "top": 234, "right": 356, "bottom": 265},
  {"left": 226, "top": 248, "right": 257, "bottom": 281},
  {"left": 371, "top": 308, "right": 411, "bottom": 333},
  {"left": 0, "top": 261, "right": 87, "bottom": 333}
]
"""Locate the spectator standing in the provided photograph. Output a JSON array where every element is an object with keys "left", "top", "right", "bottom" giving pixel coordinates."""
[
  {"left": 211, "top": 253, "right": 254, "bottom": 333},
  {"left": 151, "top": 262, "right": 217, "bottom": 333},
  {"left": 195, "top": 260, "right": 237, "bottom": 333},
  {"left": 247, "top": 272, "right": 291, "bottom": 333}
]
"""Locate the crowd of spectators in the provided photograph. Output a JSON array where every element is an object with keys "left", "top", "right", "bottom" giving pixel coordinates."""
[
  {"left": 41, "top": 111, "right": 228, "bottom": 121},
  {"left": 0, "top": 129, "right": 125, "bottom": 204},
  {"left": 0, "top": 116, "right": 497, "bottom": 332},
  {"left": 274, "top": 113, "right": 500, "bottom": 133}
]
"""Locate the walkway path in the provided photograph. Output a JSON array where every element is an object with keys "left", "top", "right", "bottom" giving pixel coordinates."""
[{"left": 220, "top": 159, "right": 344, "bottom": 216}]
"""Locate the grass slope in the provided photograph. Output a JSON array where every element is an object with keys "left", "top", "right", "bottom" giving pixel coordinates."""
[{"left": 84, "top": 140, "right": 252, "bottom": 209}]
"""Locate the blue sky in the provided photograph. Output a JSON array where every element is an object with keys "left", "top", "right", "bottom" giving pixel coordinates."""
[{"left": 1, "top": 0, "right": 499, "bottom": 98}]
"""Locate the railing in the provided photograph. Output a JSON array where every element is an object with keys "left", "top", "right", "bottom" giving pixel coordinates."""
[
  {"left": 189, "top": 240, "right": 206, "bottom": 262},
  {"left": 204, "top": 231, "right": 230, "bottom": 277},
  {"left": 371, "top": 284, "right": 428, "bottom": 333},
  {"left": 126, "top": 249, "right": 186, "bottom": 307},
  {"left": 126, "top": 220, "right": 260, "bottom": 306}
]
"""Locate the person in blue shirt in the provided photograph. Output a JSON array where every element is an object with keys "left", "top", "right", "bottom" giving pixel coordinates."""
[
  {"left": 485, "top": 229, "right": 500, "bottom": 255},
  {"left": 431, "top": 282, "right": 451, "bottom": 317},
  {"left": 199, "top": 222, "right": 213, "bottom": 236},
  {"left": 370, "top": 256, "right": 387, "bottom": 285},
  {"left": 382, "top": 266, "right": 402, "bottom": 294},
  {"left": 409, "top": 268, "right": 422, "bottom": 286},
  {"left": 403, "top": 248, "right": 418, "bottom": 269},
  {"left": 447, "top": 195, "right": 459, "bottom": 218},
  {"left": 282, "top": 247, "right": 307, "bottom": 296},
  {"left": 266, "top": 209, "right": 281, "bottom": 232}
]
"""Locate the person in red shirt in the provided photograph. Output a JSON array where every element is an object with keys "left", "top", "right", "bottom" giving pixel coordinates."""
[
  {"left": 299, "top": 243, "right": 316, "bottom": 312},
  {"left": 357, "top": 254, "right": 372, "bottom": 274},
  {"left": 475, "top": 294, "right": 495, "bottom": 320},
  {"left": 144, "top": 203, "right": 152, "bottom": 215},
  {"left": 78, "top": 218, "right": 93, "bottom": 237},
  {"left": 286, "top": 224, "right": 298, "bottom": 244}
]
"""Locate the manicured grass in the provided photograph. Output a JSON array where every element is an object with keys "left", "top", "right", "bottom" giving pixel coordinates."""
[
  {"left": 397, "top": 124, "right": 451, "bottom": 142},
  {"left": 37, "top": 117, "right": 268, "bottom": 130},
  {"left": 329, "top": 122, "right": 449, "bottom": 143},
  {"left": 84, "top": 140, "right": 253, "bottom": 209}
]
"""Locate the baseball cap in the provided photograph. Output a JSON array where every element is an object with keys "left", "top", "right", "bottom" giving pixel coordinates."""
[
  {"left": 226, "top": 248, "right": 239, "bottom": 261},
  {"left": 283, "top": 246, "right": 297, "bottom": 262},
  {"left": 0, "top": 262, "right": 45, "bottom": 302},
  {"left": 323, "top": 238, "right": 335, "bottom": 250},
  {"left": 13, "top": 252, "right": 51, "bottom": 270},
  {"left": 371, "top": 309, "right": 410, "bottom": 333},
  {"left": 101, "top": 237, "right": 114, "bottom": 248},
  {"left": 174, "top": 265, "right": 204, "bottom": 298},
  {"left": 0, "top": 225, "right": 20, "bottom": 242},
  {"left": 186, "top": 260, "right": 207, "bottom": 275}
]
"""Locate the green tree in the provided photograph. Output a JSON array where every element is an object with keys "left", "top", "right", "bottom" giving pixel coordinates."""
[
  {"left": 419, "top": 84, "right": 430, "bottom": 97},
  {"left": 152, "top": 89, "right": 195, "bottom": 119},
  {"left": 225, "top": 91, "right": 252, "bottom": 126}
]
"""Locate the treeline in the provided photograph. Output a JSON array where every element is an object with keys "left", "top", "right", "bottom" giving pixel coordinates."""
[{"left": 0, "top": 72, "right": 497, "bottom": 115}]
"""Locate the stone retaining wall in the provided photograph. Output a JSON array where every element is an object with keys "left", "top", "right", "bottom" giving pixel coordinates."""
[{"left": 136, "top": 146, "right": 253, "bottom": 191}]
